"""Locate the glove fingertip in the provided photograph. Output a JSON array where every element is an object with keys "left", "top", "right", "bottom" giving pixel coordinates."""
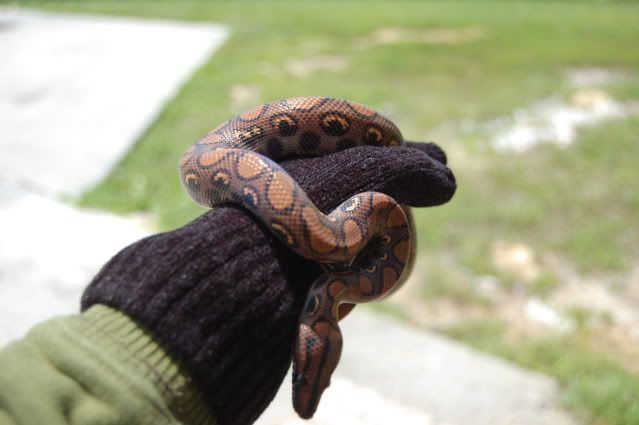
[{"left": 405, "top": 141, "right": 448, "bottom": 165}]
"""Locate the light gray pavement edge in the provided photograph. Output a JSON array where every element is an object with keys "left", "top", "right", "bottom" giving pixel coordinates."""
[
  {"left": 0, "top": 7, "right": 228, "bottom": 343},
  {"left": 0, "top": 8, "right": 228, "bottom": 196},
  {"left": 0, "top": 8, "right": 578, "bottom": 425},
  {"left": 257, "top": 310, "right": 577, "bottom": 425}
]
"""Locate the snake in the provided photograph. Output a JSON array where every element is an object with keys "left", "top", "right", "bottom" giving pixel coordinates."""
[{"left": 179, "top": 96, "right": 415, "bottom": 419}]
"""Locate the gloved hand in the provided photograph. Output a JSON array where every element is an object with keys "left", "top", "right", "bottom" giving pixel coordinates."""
[{"left": 81, "top": 142, "right": 456, "bottom": 425}]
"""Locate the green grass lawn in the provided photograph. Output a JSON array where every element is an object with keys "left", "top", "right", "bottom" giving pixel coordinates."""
[{"left": 17, "top": 1, "right": 639, "bottom": 424}]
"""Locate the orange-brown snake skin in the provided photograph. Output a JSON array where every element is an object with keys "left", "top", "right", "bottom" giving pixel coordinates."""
[{"left": 179, "top": 97, "right": 415, "bottom": 419}]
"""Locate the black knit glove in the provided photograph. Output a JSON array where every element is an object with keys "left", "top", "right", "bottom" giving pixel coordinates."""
[{"left": 81, "top": 142, "right": 456, "bottom": 425}]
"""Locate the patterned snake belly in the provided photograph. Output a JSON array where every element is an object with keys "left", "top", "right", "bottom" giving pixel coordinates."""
[{"left": 179, "top": 97, "right": 415, "bottom": 419}]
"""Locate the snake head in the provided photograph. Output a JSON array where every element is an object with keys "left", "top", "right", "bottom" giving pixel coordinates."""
[{"left": 292, "top": 321, "right": 343, "bottom": 419}]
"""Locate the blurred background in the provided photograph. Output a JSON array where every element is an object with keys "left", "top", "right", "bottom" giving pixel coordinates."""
[{"left": 1, "top": 1, "right": 638, "bottom": 424}]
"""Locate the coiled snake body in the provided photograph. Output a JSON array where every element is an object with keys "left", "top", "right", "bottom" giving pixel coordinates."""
[{"left": 179, "top": 97, "right": 415, "bottom": 419}]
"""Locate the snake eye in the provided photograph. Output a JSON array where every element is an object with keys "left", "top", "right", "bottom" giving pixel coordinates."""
[{"left": 320, "top": 112, "right": 350, "bottom": 136}]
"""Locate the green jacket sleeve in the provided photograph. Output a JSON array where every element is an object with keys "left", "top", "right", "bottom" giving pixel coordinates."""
[{"left": 0, "top": 305, "right": 216, "bottom": 425}]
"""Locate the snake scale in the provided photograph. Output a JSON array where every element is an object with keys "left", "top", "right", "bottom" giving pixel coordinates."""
[{"left": 179, "top": 96, "right": 415, "bottom": 419}]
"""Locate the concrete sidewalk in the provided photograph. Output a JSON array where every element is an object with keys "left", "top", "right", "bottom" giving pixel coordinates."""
[
  {"left": 0, "top": 8, "right": 577, "bottom": 425},
  {"left": 0, "top": 8, "right": 227, "bottom": 196},
  {"left": 257, "top": 310, "right": 575, "bottom": 425},
  {"left": 0, "top": 7, "right": 228, "bottom": 342}
]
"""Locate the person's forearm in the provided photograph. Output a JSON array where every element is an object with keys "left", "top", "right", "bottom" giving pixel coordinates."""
[
  {"left": 0, "top": 305, "right": 215, "bottom": 425},
  {"left": 0, "top": 143, "right": 455, "bottom": 425}
]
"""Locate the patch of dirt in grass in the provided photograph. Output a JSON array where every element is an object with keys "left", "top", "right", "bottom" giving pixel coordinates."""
[
  {"left": 563, "top": 67, "right": 630, "bottom": 88},
  {"left": 229, "top": 84, "right": 261, "bottom": 112},
  {"left": 390, "top": 254, "right": 493, "bottom": 329},
  {"left": 490, "top": 90, "right": 633, "bottom": 152},
  {"left": 545, "top": 254, "right": 639, "bottom": 339},
  {"left": 357, "top": 26, "right": 485, "bottom": 48},
  {"left": 491, "top": 240, "right": 542, "bottom": 283},
  {"left": 392, "top": 246, "right": 639, "bottom": 370},
  {"left": 285, "top": 55, "right": 348, "bottom": 78},
  {"left": 432, "top": 67, "right": 637, "bottom": 153}
]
